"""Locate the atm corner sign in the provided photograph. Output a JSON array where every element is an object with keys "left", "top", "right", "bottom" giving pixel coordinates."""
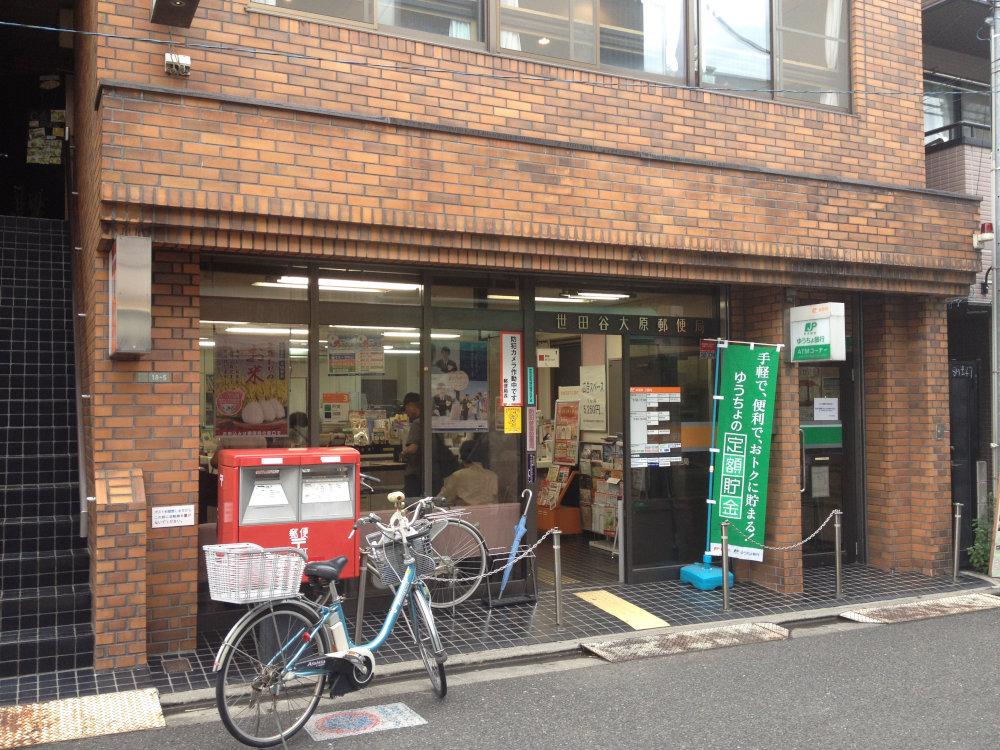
[{"left": 789, "top": 302, "right": 846, "bottom": 363}]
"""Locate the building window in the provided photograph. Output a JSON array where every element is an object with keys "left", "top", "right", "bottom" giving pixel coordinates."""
[
  {"left": 377, "top": 0, "right": 485, "bottom": 41},
  {"left": 776, "top": 0, "right": 849, "bottom": 109},
  {"left": 499, "top": 0, "right": 597, "bottom": 63},
  {"left": 256, "top": 0, "right": 372, "bottom": 24},
  {"left": 924, "top": 77, "right": 990, "bottom": 149},
  {"left": 699, "top": 0, "right": 771, "bottom": 89},
  {"left": 599, "top": 0, "right": 686, "bottom": 79}
]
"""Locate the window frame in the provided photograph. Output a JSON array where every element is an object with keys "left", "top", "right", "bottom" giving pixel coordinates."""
[{"left": 250, "top": 0, "right": 850, "bottom": 110}]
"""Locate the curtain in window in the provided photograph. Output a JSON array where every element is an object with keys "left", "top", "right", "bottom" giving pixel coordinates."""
[
  {"left": 641, "top": 0, "right": 682, "bottom": 76},
  {"left": 449, "top": 19, "right": 473, "bottom": 39},
  {"left": 821, "top": 0, "right": 843, "bottom": 107},
  {"left": 500, "top": 0, "right": 522, "bottom": 50}
]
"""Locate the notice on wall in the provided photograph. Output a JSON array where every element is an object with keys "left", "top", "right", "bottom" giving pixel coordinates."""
[
  {"left": 328, "top": 333, "right": 385, "bottom": 375},
  {"left": 628, "top": 387, "right": 682, "bottom": 468},
  {"left": 504, "top": 406, "right": 522, "bottom": 434},
  {"left": 579, "top": 365, "right": 608, "bottom": 432},
  {"left": 813, "top": 398, "right": 839, "bottom": 422},
  {"left": 214, "top": 335, "right": 290, "bottom": 438},
  {"left": 553, "top": 400, "right": 580, "bottom": 465},
  {"left": 537, "top": 348, "right": 560, "bottom": 368},
  {"left": 501, "top": 331, "right": 524, "bottom": 406},
  {"left": 526, "top": 406, "right": 538, "bottom": 451},
  {"left": 151, "top": 504, "right": 195, "bottom": 529},
  {"left": 811, "top": 465, "right": 830, "bottom": 498}
]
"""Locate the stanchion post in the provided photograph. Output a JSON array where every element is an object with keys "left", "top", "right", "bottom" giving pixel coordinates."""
[
  {"left": 721, "top": 521, "right": 730, "bottom": 612},
  {"left": 553, "top": 528, "right": 563, "bottom": 626},
  {"left": 355, "top": 551, "right": 368, "bottom": 642},
  {"left": 834, "top": 510, "right": 843, "bottom": 599},
  {"left": 953, "top": 502, "right": 963, "bottom": 584}
]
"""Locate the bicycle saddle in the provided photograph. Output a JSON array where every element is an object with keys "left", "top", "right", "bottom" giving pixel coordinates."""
[{"left": 304, "top": 555, "right": 349, "bottom": 581}]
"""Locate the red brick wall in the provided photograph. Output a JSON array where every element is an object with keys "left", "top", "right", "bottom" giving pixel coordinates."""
[{"left": 863, "top": 295, "right": 952, "bottom": 576}]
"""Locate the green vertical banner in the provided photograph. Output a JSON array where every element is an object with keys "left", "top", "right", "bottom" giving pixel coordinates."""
[{"left": 709, "top": 343, "right": 780, "bottom": 562}]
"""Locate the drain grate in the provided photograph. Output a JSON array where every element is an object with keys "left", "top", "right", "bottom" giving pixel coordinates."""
[
  {"left": 581, "top": 622, "right": 788, "bottom": 663},
  {"left": 840, "top": 593, "right": 1000, "bottom": 624},
  {"left": 0, "top": 688, "right": 164, "bottom": 750}
]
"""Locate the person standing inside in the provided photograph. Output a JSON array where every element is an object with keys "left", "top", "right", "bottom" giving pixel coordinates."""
[{"left": 401, "top": 392, "right": 423, "bottom": 498}]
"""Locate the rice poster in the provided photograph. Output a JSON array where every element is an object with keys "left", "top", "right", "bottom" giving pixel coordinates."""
[{"left": 213, "top": 335, "right": 290, "bottom": 438}]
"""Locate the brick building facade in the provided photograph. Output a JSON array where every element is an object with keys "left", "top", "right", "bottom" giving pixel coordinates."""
[{"left": 68, "top": 0, "right": 979, "bottom": 668}]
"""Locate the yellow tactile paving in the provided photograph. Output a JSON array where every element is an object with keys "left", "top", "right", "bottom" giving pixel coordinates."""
[
  {"left": 0, "top": 688, "right": 164, "bottom": 749},
  {"left": 575, "top": 589, "right": 670, "bottom": 630}
]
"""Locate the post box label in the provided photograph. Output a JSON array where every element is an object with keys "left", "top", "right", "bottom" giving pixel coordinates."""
[{"left": 249, "top": 482, "right": 288, "bottom": 507}]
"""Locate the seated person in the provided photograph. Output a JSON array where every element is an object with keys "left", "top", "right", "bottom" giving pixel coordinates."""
[{"left": 439, "top": 440, "right": 499, "bottom": 506}]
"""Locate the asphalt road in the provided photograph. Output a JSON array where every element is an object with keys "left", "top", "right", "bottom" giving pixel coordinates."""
[{"left": 37, "top": 610, "right": 1000, "bottom": 750}]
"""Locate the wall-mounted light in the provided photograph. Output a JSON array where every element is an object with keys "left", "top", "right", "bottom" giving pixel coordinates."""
[{"left": 151, "top": 0, "right": 202, "bottom": 27}]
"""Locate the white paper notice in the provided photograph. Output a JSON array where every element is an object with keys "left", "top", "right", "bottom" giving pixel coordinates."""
[
  {"left": 302, "top": 479, "right": 351, "bottom": 505},
  {"left": 248, "top": 482, "right": 289, "bottom": 507},
  {"left": 629, "top": 392, "right": 647, "bottom": 448},
  {"left": 811, "top": 466, "right": 830, "bottom": 498},
  {"left": 814, "top": 398, "right": 839, "bottom": 422},
  {"left": 151, "top": 504, "right": 195, "bottom": 528},
  {"left": 579, "top": 365, "right": 607, "bottom": 432}
]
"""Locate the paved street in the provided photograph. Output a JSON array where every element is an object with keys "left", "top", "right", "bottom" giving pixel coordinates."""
[{"left": 36, "top": 609, "right": 1000, "bottom": 750}]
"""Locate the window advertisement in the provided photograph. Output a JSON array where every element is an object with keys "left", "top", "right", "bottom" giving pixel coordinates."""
[
  {"left": 213, "top": 334, "right": 291, "bottom": 438},
  {"left": 328, "top": 332, "right": 386, "bottom": 375},
  {"left": 708, "top": 343, "right": 781, "bottom": 561},
  {"left": 432, "top": 341, "right": 490, "bottom": 432}
]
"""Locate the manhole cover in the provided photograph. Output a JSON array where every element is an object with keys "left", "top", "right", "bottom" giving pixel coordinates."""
[
  {"left": 581, "top": 622, "right": 788, "bottom": 663},
  {"left": 840, "top": 593, "right": 1000, "bottom": 624},
  {"left": 0, "top": 688, "right": 164, "bottom": 749},
  {"left": 304, "top": 703, "right": 425, "bottom": 741}
]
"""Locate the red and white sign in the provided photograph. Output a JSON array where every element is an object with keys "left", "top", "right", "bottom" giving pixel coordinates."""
[{"left": 501, "top": 331, "right": 524, "bottom": 407}]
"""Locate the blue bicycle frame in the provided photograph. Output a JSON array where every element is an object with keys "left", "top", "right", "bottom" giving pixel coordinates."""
[{"left": 215, "top": 562, "right": 422, "bottom": 680}]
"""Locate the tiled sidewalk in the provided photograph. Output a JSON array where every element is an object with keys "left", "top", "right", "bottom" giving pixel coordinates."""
[{"left": 0, "top": 565, "right": 990, "bottom": 706}]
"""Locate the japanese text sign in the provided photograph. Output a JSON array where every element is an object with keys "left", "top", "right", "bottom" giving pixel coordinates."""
[
  {"left": 214, "top": 334, "right": 290, "bottom": 438},
  {"left": 501, "top": 331, "right": 523, "bottom": 406},
  {"left": 709, "top": 343, "right": 780, "bottom": 562}
]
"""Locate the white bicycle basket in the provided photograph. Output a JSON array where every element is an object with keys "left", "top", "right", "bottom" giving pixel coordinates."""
[{"left": 203, "top": 543, "right": 306, "bottom": 604}]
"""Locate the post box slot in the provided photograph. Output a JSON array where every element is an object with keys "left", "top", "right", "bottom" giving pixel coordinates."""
[
  {"left": 240, "top": 466, "right": 299, "bottom": 525},
  {"left": 300, "top": 465, "right": 355, "bottom": 521}
]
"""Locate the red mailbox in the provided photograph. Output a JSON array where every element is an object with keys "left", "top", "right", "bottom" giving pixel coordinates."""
[{"left": 216, "top": 447, "right": 361, "bottom": 579}]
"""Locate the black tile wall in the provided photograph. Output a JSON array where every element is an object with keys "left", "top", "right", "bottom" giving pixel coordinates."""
[{"left": 0, "top": 215, "right": 91, "bottom": 679}]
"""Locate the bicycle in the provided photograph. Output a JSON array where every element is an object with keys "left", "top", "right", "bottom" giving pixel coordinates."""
[
  {"left": 357, "top": 478, "right": 488, "bottom": 610},
  {"left": 207, "top": 491, "right": 448, "bottom": 748}
]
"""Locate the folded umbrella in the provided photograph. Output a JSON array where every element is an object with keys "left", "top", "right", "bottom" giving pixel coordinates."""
[{"left": 498, "top": 488, "right": 533, "bottom": 599}]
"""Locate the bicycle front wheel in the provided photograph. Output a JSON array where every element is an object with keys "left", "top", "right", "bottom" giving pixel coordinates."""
[
  {"left": 409, "top": 587, "right": 447, "bottom": 698},
  {"left": 426, "top": 518, "right": 488, "bottom": 609},
  {"left": 216, "top": 604, "right": 330, "bottom": 748}
]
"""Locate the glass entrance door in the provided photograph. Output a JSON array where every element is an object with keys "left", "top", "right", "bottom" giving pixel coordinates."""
[
  {"left": 626, "top": 337, "right": 713, "bottom": 580},
  {"left": 799, "top": 362, "right": 858, "bottom": 564}
]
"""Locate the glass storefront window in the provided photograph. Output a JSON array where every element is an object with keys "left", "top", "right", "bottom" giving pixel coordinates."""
[
  {"left": 377, "top": 0, "right": 484, "bottom": 41},
  {"left": 318, "top": 323, "right": 423, "bottom": 513},
  {"left": 429, "top": 329, "right": 522, "bottom": 506},
  {"left": 317, "top": 268, "right": 423, "bottom": 306},
  {"left": 699, "top": 0, "right": 771, "bottom": 90},
  {"left": 500, "top": 0, "right": 596, "bottom": 63},
  {"left": 599, "top": 0, "right": 685, "bottom": 79},
  {"left": 202, "top": 266, "right": 309, "bottom": 301},
  {"left": 431, "top": 277, "right": 522, "bottom": 310},
  {"left": 534, "top": 286, "right": 717, "bottom": 318}
]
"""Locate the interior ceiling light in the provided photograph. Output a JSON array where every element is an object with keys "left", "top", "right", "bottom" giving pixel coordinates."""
[
  {"left": 381, "top": 331, "right": 459, "bottom": 339},
  {"left": 199, "top": 320, "right": 248, "bottom": 325},
  {"left": 199, "top": 340, "right": 215, "bottom": 347},
  {"left": 485, "top": 294, "right": 587, "bottom": 303},
  {"left": 38, "top": 75, "right": 60, "bottom": 90},
  {"left": 331, "top": 325, "right": 417, "bottom": 331},
  {"left": 385, "top": 349, "right": 420, "bottom": 354},
  {"left": 254, "top": 275, "right": 422, "bottom": 292},
  {"left": 224, "top": 326, "right": 309, "bottom": 335},
  {"left": 572, "top": 292, "right": 631, "bottom": 300},
  {"left": 538, "top": 37, "right": 551, "bottom": 45}
]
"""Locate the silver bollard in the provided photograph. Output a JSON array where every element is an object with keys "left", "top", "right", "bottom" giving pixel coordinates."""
[
  {"left": 953, "top": 502, "right": 963, "bottom": 584},
  {"left": 834, "top": 510, "right": 843, "bottom": 599},
  {"left": 721, "top": 521, "right": 730, "bottom": 612},
  {"left": 553, "top": 528, "right": 563, "bottom": 626},
  {"left": 355, "top": 551, "right": 368, "bottom": 642}
]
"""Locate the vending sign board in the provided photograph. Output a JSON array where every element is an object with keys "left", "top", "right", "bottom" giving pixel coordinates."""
[{"left": 788, "top": 303, "right": 846, "bottom": 362}]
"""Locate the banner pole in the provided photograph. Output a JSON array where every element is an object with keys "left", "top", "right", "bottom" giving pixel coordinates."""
[{"left": 702, "top": 339, "right": 725, "bottom": 565}]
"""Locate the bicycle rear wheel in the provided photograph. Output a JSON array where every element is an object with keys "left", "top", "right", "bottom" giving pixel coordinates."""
[
  {"left": 409, "top": 587, "right": 447, "bottom": 698},
  {"left": 216, "top": 604, "right": 330, "bottom": 748},
  {"left": 426, "top": 518, "right": 488, "bottom": 609}
]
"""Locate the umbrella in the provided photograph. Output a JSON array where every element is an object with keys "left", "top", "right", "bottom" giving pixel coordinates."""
[{"left": 498, "top": 488, "right": 533, "bottom": 599}]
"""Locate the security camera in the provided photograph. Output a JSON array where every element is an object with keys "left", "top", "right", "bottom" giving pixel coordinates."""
[{"left": 165, "top": 53, "right": 191, "bottom": 77}]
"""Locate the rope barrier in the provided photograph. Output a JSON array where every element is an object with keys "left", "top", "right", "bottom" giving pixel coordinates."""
[{"left": 724, "top": 509, "right": 842, "bottom": 551}]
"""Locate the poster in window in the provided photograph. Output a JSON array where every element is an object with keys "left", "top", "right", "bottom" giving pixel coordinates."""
[
  {"left": 553, "top": 400, "right": 580, "bottom": 466},
  {"left": 579, "top": 364, "right": 607, "bottom": 432},
  {"left": 432, "top": 341, "right": 489, "bottom": 432},
  {"left": 328, "top": 333, "right": 385, "bottom": 375},
  {"left": 214, "top": 335, "right": 289, "bottom": 438}
]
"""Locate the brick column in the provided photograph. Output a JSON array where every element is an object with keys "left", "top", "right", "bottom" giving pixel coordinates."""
[
  {"left": 863, "top": 295, "right": 952, "bottom": 576},
  {"left": 89, "top": 469, "right": 147, "bottom": 671},
  {"left": 89, "top": 247, "right": 201, "bottom": 655},
  {"left": 730, "top": 286, "right": 803, "bottom": 593}
]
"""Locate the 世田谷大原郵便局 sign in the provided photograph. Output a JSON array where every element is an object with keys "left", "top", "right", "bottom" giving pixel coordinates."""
[{"left": 708, "top": 343, "right": 780, "bottom": 562}]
